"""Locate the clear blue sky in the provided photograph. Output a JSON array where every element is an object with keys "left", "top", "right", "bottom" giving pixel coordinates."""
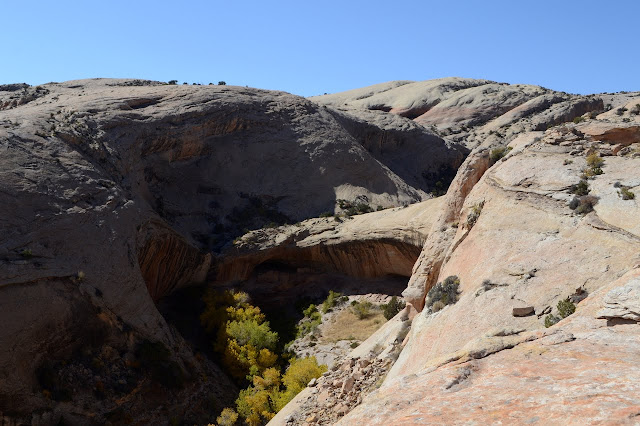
[{"left": 3, "top": 0, "right": 638, "bottom": 96}]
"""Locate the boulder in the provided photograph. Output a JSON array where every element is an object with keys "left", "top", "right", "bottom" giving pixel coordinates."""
[{"left": 512, "top": 306, "right": 535, "bottom": 317}]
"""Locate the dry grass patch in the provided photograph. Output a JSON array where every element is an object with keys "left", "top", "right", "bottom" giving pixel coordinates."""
[{"left": 319, "top": 309, "right": 386, "bottom": 343}]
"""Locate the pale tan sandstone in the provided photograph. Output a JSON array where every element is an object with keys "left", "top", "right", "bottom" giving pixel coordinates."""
[{"left": 337, "top": 113, "right": 640, "bottom": 424}]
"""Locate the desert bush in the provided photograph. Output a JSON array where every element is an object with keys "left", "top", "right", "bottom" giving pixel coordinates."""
[
  {"left": 615, "top": 107, "right": 628, "bottom": 116},
  {"left": 557, "top": 298, "right": 576, "bottom": 318},
  {"left": 619, "top": 186, "right": 636, "bottom": 200},
  {"left": 573, "top": 116, "right": 585, "bottom": 124},
  {"left": 467, "top": 202, "right": 484, "bottom": 228},
  {"left": 631, "top": 104, "right": 640, "bottom": 115},
  {"left": 574, "top": 195, "right": 599, "bottom": 215},
  {"left": 545, "top": 298, "right": 576, "bottom": 328},
  {"left": 582, "top": 153, "right": 604, "bottom": 177},
  {"left": 321, "top": 290, "right": 346, "bottom": 313},
  {"left": 218, "top": 81, "right": 227, "bottom": 85},
  {"left": 296, "top": 304, "right": 322, "bottom": 338},
  {"left": 570, "top": 179, "right": 589, "bottom": 196},
  {"left": 489, "top": 146, "right": 512, "bottom": 164},
  {"left": 426, "top": 276, "right": 461, "bottom": 310},
  {"left": 382, "top": 296, "right": 406, "bottom": 320},
  {"left": 431, "top": 300, "right": 446, "bottom": 312},
  {"left": 544, "top": 314, "right": 559, "bottom": 328},
  {"left": 351, "top": 301, "right": 374, "bottom": 319},
  {"left": 336, "top": 199, "right": 373, "bottom": 216},
  {"left": 302, "top": 304, "right": 317, "bottom": 317},
  {"left": 586, "top": 153, "right": 604, "bottom": 168},
  {"left": 319, "top": 211, "right": 333, "bottom": 218},
  {"left": 167, "top": 80, "right": 177, "bottom": 85}
]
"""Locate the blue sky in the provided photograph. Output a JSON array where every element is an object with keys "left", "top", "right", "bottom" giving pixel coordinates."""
[{"left": 3, "top": 0, "right": 638, "bottom": 96}]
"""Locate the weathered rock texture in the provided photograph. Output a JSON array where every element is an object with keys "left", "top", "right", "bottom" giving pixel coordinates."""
[
  {"left": 313, "top": 77, "right": 604, "bottom": 149},
  {"left": 2, "top": 76, "right": 639, "bottom": 424},
  {"left": 0, "top": 78, "right": 464, "bottom": 423},
  {"left": 334, "top": 93, "right": 640, "bottom": 424},
  {"left": 217, "top": 197, "right": 443, "bottom": 280}
]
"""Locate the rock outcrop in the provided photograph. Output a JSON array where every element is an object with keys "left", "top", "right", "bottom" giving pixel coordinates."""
[
  {"left": 0, "top": 78, "right": 463, "bottom": 423},
  {"left": 312, "top": 77, "right": 604, "bottom": 149},
  {"left": 2, "top": 76, "right": 639, "bottom": 424},
  {"left": 334, "top": 94, "right": 640, "bottom": 424}
]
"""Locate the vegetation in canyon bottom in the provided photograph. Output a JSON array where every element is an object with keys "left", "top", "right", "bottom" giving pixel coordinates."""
[
  {"left": 200, "top": 288, "right": 408, "bottom": 425},
  {"left": 200, "top": 289, "right": 326, "bottom": 425}
]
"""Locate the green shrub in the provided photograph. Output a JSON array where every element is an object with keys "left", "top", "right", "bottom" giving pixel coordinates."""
[
  {"left": 467, "top": 202, "right": 484, "bottom": 228},
  {"left": 615, "top": 107, "right": 627, "bottom": 116},
  {"left": 584, "top": 153, "right": 605, "bottom": 177},
  {"left": 319, "top": 211, "right": 333, "bottom": 218},
  {"left": 167, "top": 80, "right": 177, "bottom": 85},
  {"left": 382, "top": 296, "right": 406, "bottom": 320},
  {"left": 557, "top": 299, "right": 576, "bottom": 318},
  {"left": 544, "top": 314, "right": 559, "bottom": 328},
  {"left": 20, "top": 248, "right": 33, "bottom": 258},
  {"left": 573, "top": 116, "right": 585, "bottom": 124},
  {"left": 351, "top": 301, "right": 373, "bottom": 320},
  {"left": 302, "top": 304, "right": 317, "bottom": 317},
  {"left": 570, "top": 179, "right": 589, "bottom": 196},
  {"left": 631, "top": 104, "right": 640, "bottom": 115},
  {"left": 296, "top": 308, "right": 322, "bottom": 338},
  {"left": 336, "top": 199, "right": 373, "bottom": 216},
  {"left": 619, "top": 186, "right": 635, "bottom": 200},
  {"left": 426, "top": 276, "right": 461, "bottom": 310},
  {"left": 489, "top": 146, "right": 512, "bottom": 164},
  {"left": 218, "top": 81, "right": 227, "bottom": 85},
  {"left": 544, "top": 298, "right": 576, "bottom": 328},
  {"left": 583, "top": 166, "right": 603, "bottom": 177},
  {"left": 321, "top": 290, "right": 345, "bottom": 313}
]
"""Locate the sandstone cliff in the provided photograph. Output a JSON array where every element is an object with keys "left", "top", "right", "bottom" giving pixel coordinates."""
[
  {"left": 2, "top": 76, "right": 638, "bottom": 425},
  {"left": 0, "top": 78, "right": 463, "bottom": 424},
  {"left": 336, "top": 95, "right": 640, "bottom": 424}
]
